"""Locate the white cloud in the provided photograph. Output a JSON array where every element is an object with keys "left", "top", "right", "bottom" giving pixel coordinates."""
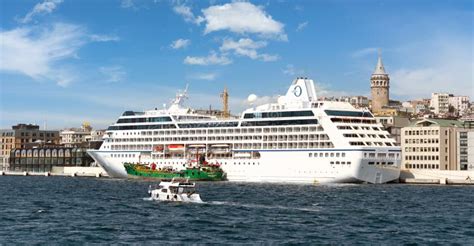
[
  {"left": 19, "top": 0, "right": 63, "bottom": 24},
  {"left": 296, "top": 21, "right": 308, "bottom": 32},
  {"left": 99, "top": 66, "right": 126, "bottom": 82},
  {"left": 121, "top": 0, "right": 136, "bottom": 9},
  {"left": 389, "top": 37, "right": 473, "bottom": 98},
  {"left": 352, "top": 47, "right": 378, "bottom": 58},
  {"left": 170, "top": 38, "right": 191, "bottom": 49},
  {"left": 201, "top": 2, "right": 286, "bottom": 40},
  {"left": 188, "top": 72, "right": 217, "bottom": 81},
  {"left": 219, "top": 38, "right": 279, "bottom": 62},
  {"left": 173, "top": 5, "right": 204, "bottom": 24},
  {"left": 184, "top": 51, "right": 232, "bottom": 66},
  {"left": 282, "top": 64, "right": 305, "bottom": 76},
  {"left": 89, "top": 34, "right": 120, "bottom": 42},
  {"left": 0, "top": 23, "right": 86, "bottom": 86}
]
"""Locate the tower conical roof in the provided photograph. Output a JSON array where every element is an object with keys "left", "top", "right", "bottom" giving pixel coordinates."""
[{"left": 373, "top": 53, "right": 386, "bottom": 75}]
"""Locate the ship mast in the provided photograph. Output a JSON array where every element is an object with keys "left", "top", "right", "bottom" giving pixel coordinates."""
[{"left": 220, "top": 87, "right": 229, "bottom": 118}]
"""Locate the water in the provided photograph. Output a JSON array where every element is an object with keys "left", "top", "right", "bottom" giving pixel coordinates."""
[{"left": 0, "top": 176, "right": 473, "bottom": 244}]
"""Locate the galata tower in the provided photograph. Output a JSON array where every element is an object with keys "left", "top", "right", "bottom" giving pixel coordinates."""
[{"left": 370, "top": 53, "right": 390, "bottom": 112}]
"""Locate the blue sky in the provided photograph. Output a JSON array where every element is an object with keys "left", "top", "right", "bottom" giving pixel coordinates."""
[{"left": 1, "top": 0, "right": 472, "bottom": 129}]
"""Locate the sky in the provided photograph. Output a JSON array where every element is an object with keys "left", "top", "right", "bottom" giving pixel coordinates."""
[{"left": 0, "top": 0, "right": 472, "bottom": 130}]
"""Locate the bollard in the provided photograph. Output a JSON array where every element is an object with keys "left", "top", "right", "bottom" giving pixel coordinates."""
[
  {"left": 44, "top": 172, "right": 50, "bottom": 177},
  {"left": 0, "top": 171, "right": 4, "bottom": 176},
  {"left": 71, "top": 172, "right": 76, "bottom": 177},
  {"left": 23, "top": 171, "right": 28, "bottom": 176},
  {"left": 96, "top": 173, "right": 101, "bottom": 178}
]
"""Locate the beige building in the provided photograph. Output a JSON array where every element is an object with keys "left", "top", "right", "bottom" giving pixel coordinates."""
[
  {"left": 457, "top": 129, "right": 474, "bottom": 170},
  {"left": 401, "top": 119, "right": 471, "bottom": 171},
  {"left": 60, "top": 122, "right": 95, "bottom": 147},
  {"left": 370, "top": 53, "right": 390, "bottom": 113},
  {"left": 60, "top": 129, "right": 91, "bottom": 147},
  {"left": 0, "top": 124, "right": 60, "bottom": 170},
  {"left": 0, "top": 130, "right": 15, "bottom": 170}
]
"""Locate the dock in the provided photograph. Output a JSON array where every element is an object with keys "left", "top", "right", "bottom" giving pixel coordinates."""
[
  {"left": 0, "top": 166, "right": 109, "bottom": 178},
  {"left": 399, "top": 170, "right": 474, "bottom": 185}
]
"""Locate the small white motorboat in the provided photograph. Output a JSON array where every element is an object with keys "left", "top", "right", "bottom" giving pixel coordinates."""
[{"left": 148, "top": 178, "right": 203, "bottom": 203}]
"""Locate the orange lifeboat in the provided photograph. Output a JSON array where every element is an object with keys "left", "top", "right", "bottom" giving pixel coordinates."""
[{"left": 168, "top": 144, "right": 185, "bottom": 152}]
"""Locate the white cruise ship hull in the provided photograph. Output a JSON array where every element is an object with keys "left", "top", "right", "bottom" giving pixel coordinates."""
[{"left": 88, "top": 149, "right": 401, "bottom": 184}]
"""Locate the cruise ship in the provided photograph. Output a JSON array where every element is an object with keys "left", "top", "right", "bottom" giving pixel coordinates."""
[{"left": 87, "top": 78, "right": 401, "bottom": 184}]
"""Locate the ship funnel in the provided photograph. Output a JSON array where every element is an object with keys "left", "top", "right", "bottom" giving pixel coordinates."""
[{"left": 283, "top": 78, "right": 318, "bottom": 103}]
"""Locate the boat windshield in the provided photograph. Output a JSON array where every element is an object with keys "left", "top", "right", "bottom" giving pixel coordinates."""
[{"left": 170, "top": 187, "right": 196, "bottom": 194}]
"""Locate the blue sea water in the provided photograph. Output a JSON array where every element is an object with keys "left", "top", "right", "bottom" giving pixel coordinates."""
[{"left": 0, "top": 176, "right": 473, "bottom": 244}]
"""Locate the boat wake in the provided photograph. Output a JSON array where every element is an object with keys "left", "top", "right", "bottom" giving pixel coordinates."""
[
  {"left": 142, "top": 197, "right": 204, "bottom": 204},
  {"left": 207, "top": 201, "right": 320, "bottom": 212}
]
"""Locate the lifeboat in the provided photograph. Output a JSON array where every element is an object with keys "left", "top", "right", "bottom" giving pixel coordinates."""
[{"left": 167, "top": 144, "right": 185, "bottom": 152}]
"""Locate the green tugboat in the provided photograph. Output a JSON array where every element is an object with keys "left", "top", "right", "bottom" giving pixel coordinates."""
[{"left": 123, "top": 162, "right": 226, "bottom": 181}]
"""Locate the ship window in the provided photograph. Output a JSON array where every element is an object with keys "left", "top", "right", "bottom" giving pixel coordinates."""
[
  {"left": 243, "top": 110, "right": 314, "bottom": 119},
  {"left": 241, "top": 119, "right": 318, "bottom": 127},
  {"left": 325, "top": 110, "right": 373, "bottom": 117},
  {"left": 309, "top": 153, "right": 312, "bottom": 157}
]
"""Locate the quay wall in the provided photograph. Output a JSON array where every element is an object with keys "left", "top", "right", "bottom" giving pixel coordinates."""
[{"left": 400, "top": 169, "right": 474, "bottom": 185}]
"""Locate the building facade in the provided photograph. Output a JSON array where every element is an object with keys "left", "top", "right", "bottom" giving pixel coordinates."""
[
  {"left": 370, "top": 54, "right": 390, "bottom": 113},
  {"left": 0, "top": 124, "right": 60, "bottom": 171},
  {"left": 401, "top": 119, "right": 470, "bottom": 171},
  {"left": 457, "top": 130, "right": 474, "bottom": 170},
  {"left": 9, "top": 147, "right": 95, "bottom": 172},
  {"left": 60, "top": 129, "right": 91, "bottom": 147},
  {"left": 0, "top": 130, "right": 15, "bottom": 171},
  {"left": 448, "top": 96, "right": 470, "bottom": 116},
  {"left": 430, "top": 93, "right": 450, "bottom": 115}
]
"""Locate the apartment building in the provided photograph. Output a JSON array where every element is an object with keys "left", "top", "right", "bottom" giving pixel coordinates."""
[
  {"left": 401, "top": 119, "right": 471, "bottom": 170},
  {"left": 430, "top": 93, "right": 450, "bottom": 115}
]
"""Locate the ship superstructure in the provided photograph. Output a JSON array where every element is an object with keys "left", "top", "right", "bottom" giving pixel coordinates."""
[{"left": 88, "top": 78, "right": 401, "bottom": 183}]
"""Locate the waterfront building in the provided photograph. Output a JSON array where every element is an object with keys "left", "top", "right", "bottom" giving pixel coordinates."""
[
  {"left": 430, "top": 93, "right": 450, "bottom": 116},
  {"left": 401, "top": 119, "right": 472, "bottom": 170},
  {"left": 370, "top": 53, "right": 390, "bottom": 113},
  {"left": 8, "top": 147, "right": 95, "bottom": 172},
  {"left": 375, "top": 116, "right": 411, "bottom": 146},
  {"left": 0, "top": 124, "right": 60, "bottom": 171},
  {"left": 457, "top": 129, "right": 474, "bottom": 170},
  {"left": 0, "top": 130, "right": 15, "bottom": 171}
]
